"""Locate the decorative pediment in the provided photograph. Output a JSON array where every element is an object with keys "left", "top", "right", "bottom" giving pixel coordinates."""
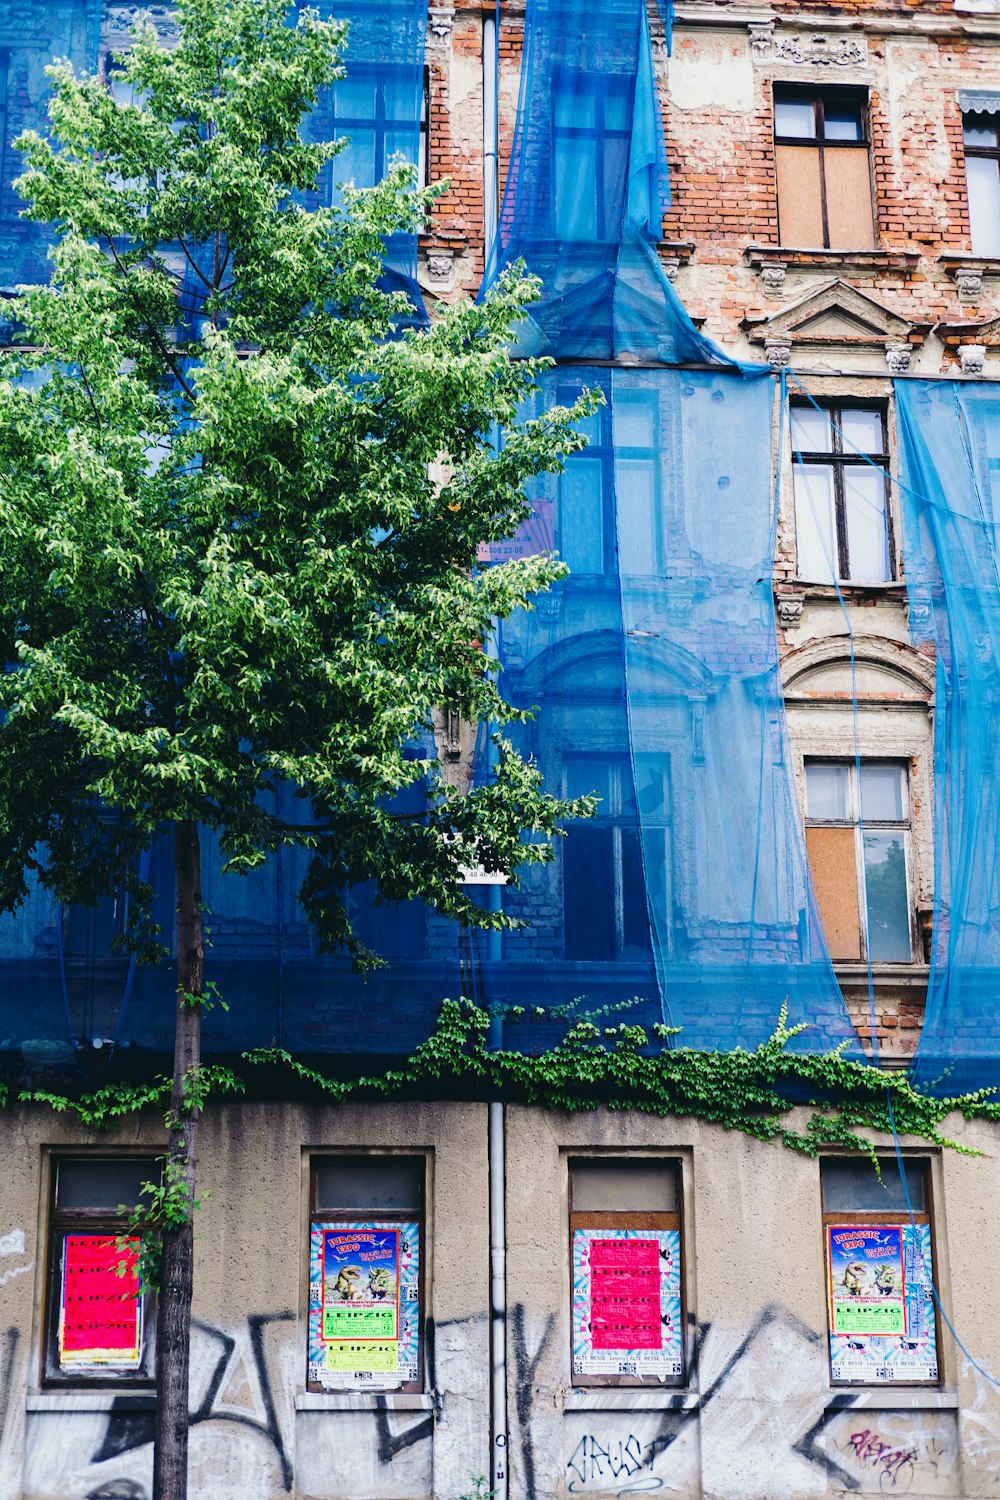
[
  {"left": 743, "top": 280, "right": 916, "bottom": 368},
  {"left": 781, "top": 635, "right": 935, "bottom": 703}
]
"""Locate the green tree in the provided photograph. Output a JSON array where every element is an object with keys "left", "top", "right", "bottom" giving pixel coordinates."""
[{"left": 0, "top": 2, "right": 592, "bottom": 1493}]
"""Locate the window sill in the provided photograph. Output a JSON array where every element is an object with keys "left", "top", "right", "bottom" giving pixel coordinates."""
[
  {"left": 747, "top": 245, "right": 920, "bottom": 273},
  {"left": 28, "top": 1391, "right": 155, "bottom": 1412},
  {"left": 295, "top": 1392, "right": 435, "bottom": 1412},
  {"left": 834, "top": 962, "right": 929, "bottom": 987},
  {"left": 563, "top": 1390, "right": 700, "bottom": 1412},
  {"left": 825, "top": 1387, "right": 957, "bottom": 1410},
  {"left": 791, "top": 580, "right": 907, "bottom": 600}
]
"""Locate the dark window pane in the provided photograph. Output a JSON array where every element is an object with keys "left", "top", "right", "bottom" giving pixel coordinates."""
[
  {"left": 823, "top": 99, "right": 864, "bottom": 141},
  {"left": 822, "top": 1157, "right": 925, "bottom": 1212},
  {"left": 571, "top": 1158, "right": 679, "bottom": 1211},
  {"left": 314, "top": 1157, "right": 423, "bottom": 1213},
  {"left": 620, "top": 830, "right": 652, "bottom": 959},
  {"left": 564, "top": 826, "right": 617, "bottom": 960},
  {"left": 56, "top": 1159, "right": 154, "bottom": 1211}
]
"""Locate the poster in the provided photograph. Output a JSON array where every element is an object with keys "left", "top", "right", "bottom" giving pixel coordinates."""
[
  {"left": 828, "top": 1225, "right": 906, "bottom": 1335},
  {"left": 58, "top": 1234, "right": 142, "bottom": 1369},
  {"left": 829, "top": 1223, "right": 938, "bottom": 1383},
  {"left": 572, "top": 1228, "right": 682, "bottom": 1380},
  {"left": 308, "top": 1220, "right": 420, "bottom": 1391}
]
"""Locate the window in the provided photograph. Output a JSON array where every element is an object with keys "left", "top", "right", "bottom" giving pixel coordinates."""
[
  {"left": 570, "top": 1158, "right": 684, "bottom": 1386},
  {"left": 822, "top": 1157, "right": 940, "bottom": 1384},
  {"left": 805, "top": 761, "right": 914, "bottom": 963},
  {"left": 45, "top": 1158, "right": 157, "bottom": 1384},
  {"left": 556, "top": 384, "right": 661, "bottom": 577},
  {"left": 563, "top": 755, "right": 671, "bottom": 963},
  {"left": 963, "top": 114, "right": 1000, "bottom": 257},
  {"left": 791, "top": 403, "right": 893, "bottom": 584},
  {"left": 774, "top": 86, "right": 874, "bottom": 250},
  {"left": 323, "top": 64, "right": 429, "bottom": 200},
  {"left": 308, "top": 1156, "right": 424, "bottom": 1393},
  {"left": 552, "top": 73, "right": 632, "bottom": 241}
]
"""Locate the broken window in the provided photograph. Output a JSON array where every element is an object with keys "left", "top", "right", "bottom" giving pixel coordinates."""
[
  {"left": 774, "top": 86, "right": 874, "bottom": 250},
  {"left": 570, "top": 1158, "right": 684, "bottom": 1387},
  {"left": 805, "top": 761, "right": 914, "bottom": 963},
  {"left": 822, "top": 1157, "right": 940, "bottom": 1384},
  {"left": 791, "top": 402, "right": 892, "bottom": 584},
  {"left": 45, "top": 1157, "right": 158, "bottom": 1384},
  {"left": 308, "top": 1156, "right": 424, "bottom": 1393},
  {"left": 963, "top": 114, "right": 1000, "bottom": 257}
]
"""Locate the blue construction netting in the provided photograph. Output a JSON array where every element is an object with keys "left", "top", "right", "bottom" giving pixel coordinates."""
[
  {"left": 473, "top": 367, "right": 861, "bottom": 1054},
  {"left": 895, "top": 379, "right": 1000, "bottom": 1094},
  {"left": 0, "top": 0, "right": 100, "bottom": 298},
  {"left": 481, "top": 0, "right": 726, "bottom": 363},
  {"left": 296, "top": 0, "right": 429, "bottom": 323}
]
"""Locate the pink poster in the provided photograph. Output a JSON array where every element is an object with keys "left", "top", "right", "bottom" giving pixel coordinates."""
[
  {"left": 572, "top": 1228, "right": 683, "bottom": 1380},
  {"left": 589, "top": 1238, "right": 662, "bottom": 1351}
]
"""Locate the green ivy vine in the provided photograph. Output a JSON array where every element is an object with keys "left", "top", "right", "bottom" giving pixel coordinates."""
[{"left": 5, "top": 999, "right": 997, "bottom": 1161}]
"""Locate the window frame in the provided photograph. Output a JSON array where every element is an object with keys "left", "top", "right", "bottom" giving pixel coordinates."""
[
  {"left": 569, "top": 1156, "right": 686, "bottom": 1390},
  {"left": 790, "top": 400, "right": 895, "bottom": 584},
  {"left": 307, "top": 1154, "right": 425, "bottom": 1395},
  {"left": 561, "top": 754, "right": 667, "bottom": 963},
  {"left": 325, "top": 62, "right": 430, "bottom": 196},
  {"left": 821, "top": 1156, "right": 941, "bottom": 1388},
  {"left": 551, "top": 69, "right": 633, "bottom": 243},
  {"left": 962, "top": 112, "right": 1000, "bottom": 257},
  {"left": 773, "top": 84, "right": 875, "bottom": 250},
  {"left": 43, "top": 1155, "right": 158, "bottom": 1388},
  {"left": 804, "top": 758, "right": 916, "bottom": 964}
]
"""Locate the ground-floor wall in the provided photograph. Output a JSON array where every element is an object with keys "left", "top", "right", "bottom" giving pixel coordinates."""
[{"left": 1, "top": 1098, "right": 999, "bottom": 1500}]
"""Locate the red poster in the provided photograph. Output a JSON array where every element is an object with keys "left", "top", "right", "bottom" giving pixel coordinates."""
[
  {"left": 589, "top": 1237, "right": 662, "bottom": 1351},
  {"left": 59, "top": 1235, "right": 142, "bottom": 1366}
]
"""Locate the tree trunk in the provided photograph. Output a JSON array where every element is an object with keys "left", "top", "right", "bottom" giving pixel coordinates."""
[{"left": 153, "top": 820, "right": 204, "bottom": 1500}]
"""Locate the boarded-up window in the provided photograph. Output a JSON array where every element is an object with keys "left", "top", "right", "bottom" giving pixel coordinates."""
[
  {"left": 805, "top": 762, "right": 913, "bottom": 963},
  {"left": 46, "top": 1157, "right": 159, "bottom": 1385},
  {"left": 570, "top": 1158, "right": 684, "bottom": 1387},
  {"left": 821, "top": 1157, "right": 940, "bottom": 1385},
  {"left": 774, "top": 87, "right": 874, "bottom": 250},
  {"left": 308, "top": 1156, "right": 424, "bottom": 1394}
]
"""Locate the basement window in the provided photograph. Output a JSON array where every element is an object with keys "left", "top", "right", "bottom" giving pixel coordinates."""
[
  {"left": 774, "top": 85, "right": 874, "bottom": 250},
  {"left": 45, "top": 1157, "right": 158, "bottom": 1385},
  {"left": 570, "top": 1158, "right": 684, "bottom": 1387},
  {"left": 308, "top": 1156, "right": 424, "bottom": 1393},
  {"left": 822, "top": 1157, "right": 940, "bottom": 1384},
  {"left": 805, "top": 760, "right": 914, "bottom": 964}
]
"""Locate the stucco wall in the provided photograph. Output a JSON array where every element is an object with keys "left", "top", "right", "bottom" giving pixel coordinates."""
[{"left": 2, "top": 1099, "right": 1000, "bottom": 1499}]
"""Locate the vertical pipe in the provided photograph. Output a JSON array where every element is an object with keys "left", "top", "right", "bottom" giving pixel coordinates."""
[
  {"left": 483, "top": 4, "right": 499, "bottom": 254},
  {"left": 488, "top": 1098, "right": 508, "bottom": 1500}
]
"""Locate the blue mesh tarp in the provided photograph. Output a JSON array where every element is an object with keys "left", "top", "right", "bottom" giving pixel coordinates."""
[
  {"left": 0, "top": 0, "right": 100, "bottom": 296},
  {"left": 296, "top": 0, "right": 428, "bottom": 323},
  {"left": 895, "top": 380, "right": 1000, "bottom": 1093},
  {"left": 481, "top": 0, "right": 724, "bottom": 363},
  {"left": 476, "top": 367, "right": 861, "bottom": 1054}
]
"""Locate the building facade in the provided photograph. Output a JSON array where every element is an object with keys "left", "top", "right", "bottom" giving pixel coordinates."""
[{"left": 3, "top": 1, "right": 1000, "bottom": 1498}]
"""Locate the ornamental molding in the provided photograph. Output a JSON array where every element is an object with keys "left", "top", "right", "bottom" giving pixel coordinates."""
[
  {"left": 749, "top": 22, "right": 868, "bottom": 69},
  {"left": 744, "top": 278, "right": 915, "bottom": 356}
]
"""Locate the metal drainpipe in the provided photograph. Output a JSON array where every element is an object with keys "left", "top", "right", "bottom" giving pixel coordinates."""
[
  {"left": 487, "top": 882, "right": 508, "bottom": 1500},
  {"left": 489, "top": 1096, "right": 508, "bottom": 1500},
  {"left": 485, "top": 15, "right": 505, "bottom": 1491},
  {"left": 483, "top": 4, "right": 499, "bottom": 254}
]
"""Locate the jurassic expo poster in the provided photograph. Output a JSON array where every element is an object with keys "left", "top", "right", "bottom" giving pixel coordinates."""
[
  {"left": 308, "top": 1221, "right": 420, "bottom": 1390},
  {"left": 828, "top": 1222, "right": 938, "bottom": 1383}
]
